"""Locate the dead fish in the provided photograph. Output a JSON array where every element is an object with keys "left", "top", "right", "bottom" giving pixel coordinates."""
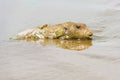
[{"left": 14, "top": 22, "right": 93, "bottom": 40}]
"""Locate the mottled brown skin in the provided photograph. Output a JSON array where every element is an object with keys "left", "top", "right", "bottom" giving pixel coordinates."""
[{"left": 15, "top": 22, "right": 93, "bottom": 40}]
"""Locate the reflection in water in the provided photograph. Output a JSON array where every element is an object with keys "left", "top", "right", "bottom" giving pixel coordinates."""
[
  {"left": 13, "top": 38, "right": 92, "bottom": 51},
  {"left": 15, "top": 38, "right": 92, "bottom": 51},
  {"left": 39, "top": 39, "right": 92, "bottom": 51}
]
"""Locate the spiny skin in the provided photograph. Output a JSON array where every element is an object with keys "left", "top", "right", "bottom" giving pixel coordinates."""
[{"left": 15, "top": 22, "right": 93, "bottom": 40}]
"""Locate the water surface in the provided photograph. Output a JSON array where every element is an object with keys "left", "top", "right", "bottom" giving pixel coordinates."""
[{"left": 0, "top": 0, "right": 120, "bottom": 80}]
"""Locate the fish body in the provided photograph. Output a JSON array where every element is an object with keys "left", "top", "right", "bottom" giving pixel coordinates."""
[{"left": 14, "top": 22, "right": 93, "bottom": 40}]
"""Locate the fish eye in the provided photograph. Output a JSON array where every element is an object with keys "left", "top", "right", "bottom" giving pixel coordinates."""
[
  {"left": 76, "top": 25, "right": 81, "bottom": 29},
  {"left": 64, "top": 27, "right": 68, "bottom": 31}
]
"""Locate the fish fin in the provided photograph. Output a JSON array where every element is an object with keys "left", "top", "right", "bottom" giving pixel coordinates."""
[{"left": 39, "top": 24, "right": 48, "bottom": 29}]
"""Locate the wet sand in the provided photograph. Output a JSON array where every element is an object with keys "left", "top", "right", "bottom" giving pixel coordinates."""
[{"left": 0, "top": 0, "right": 120, "bottom": 80}]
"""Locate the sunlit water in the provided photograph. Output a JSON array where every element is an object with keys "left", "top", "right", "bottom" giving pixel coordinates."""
[{"left": 0, "top": 0, "right": 120, "bottom": 80}]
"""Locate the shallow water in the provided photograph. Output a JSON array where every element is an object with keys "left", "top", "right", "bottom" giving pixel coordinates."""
[{"left": 0, "top": 0, "right": 120, "bottom": 80}]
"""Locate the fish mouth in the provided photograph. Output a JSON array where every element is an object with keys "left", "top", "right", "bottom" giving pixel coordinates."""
[
  {"left": 77, "top": 34, "right": 93, "bottom": 40},
  {"left": 85, "top": 35, "right": 93, "bottom": 40},
  {"left": 87, "top": 36, "right": 93, "bottom": 39},
  {"left": 86, "top": 32, "right": 93, "bottom": 40}
]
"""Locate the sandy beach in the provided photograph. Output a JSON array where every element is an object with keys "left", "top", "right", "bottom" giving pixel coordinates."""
[{"left": 0, "top": 0, "right": 120, "bottom": 80}]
